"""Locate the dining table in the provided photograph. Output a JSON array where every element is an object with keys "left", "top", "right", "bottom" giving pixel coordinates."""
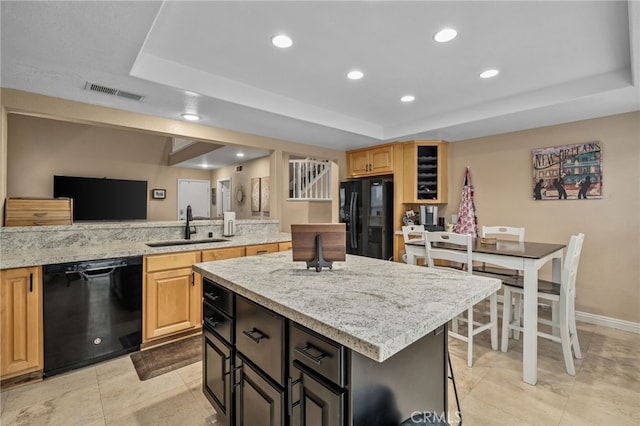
[{"left": 405, "top": 236, "right": 566, "bottom": 385}]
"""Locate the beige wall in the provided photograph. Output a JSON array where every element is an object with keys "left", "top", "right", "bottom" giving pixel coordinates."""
[
  {"left": 0, "top": 89, "right": 347, "bottom": 229},
  {"left": 443, "top": 112, "right": 640, "bottom": 323},
  {"left": 211, "top": 156, "right": 271, "bottom": 220},
  {"left": 6, "top": 114, "right": 212, "bottom": 221}
]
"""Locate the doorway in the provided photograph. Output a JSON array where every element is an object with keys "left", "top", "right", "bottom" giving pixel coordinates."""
[
  {"left": 177, "top": 179, "right": 211, "bottom": 220},
  {"left": 217, "top": 177, "right": 232, "bottom": 217}
]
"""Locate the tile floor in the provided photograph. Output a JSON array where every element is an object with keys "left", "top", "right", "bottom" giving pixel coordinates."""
[{"left": 1, "top": 321, "right": 638, "bottom": 426}]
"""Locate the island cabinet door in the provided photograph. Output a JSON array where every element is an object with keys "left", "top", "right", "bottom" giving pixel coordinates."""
[
  {"left": 289, "top": 361, "right": 346, "bottom": 426},
  {"left": 203, "top": 328, "right": 233, "bottom": 426},
  {"left": 235, "top": 355, "right": 285, "bottom": 426}
]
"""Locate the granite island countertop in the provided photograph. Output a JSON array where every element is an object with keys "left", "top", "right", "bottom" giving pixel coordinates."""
[{"left": 193, "top": 251, "right": 501, "bottom": 363}]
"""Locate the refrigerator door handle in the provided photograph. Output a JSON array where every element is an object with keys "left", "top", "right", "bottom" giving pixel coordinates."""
[{"left": 350, "top": 192, "right": 358, "bottom": 249}]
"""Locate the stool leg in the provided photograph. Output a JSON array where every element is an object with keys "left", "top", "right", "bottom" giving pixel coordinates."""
[
  {"left": 467, "top": 307, "right": 473, "bottom": 367},
  {"left": 489, "top": 293, "right": 498, "bottom": 351},
  {"left": 501, "top": 287, "right": 512, "bottom": 352}
]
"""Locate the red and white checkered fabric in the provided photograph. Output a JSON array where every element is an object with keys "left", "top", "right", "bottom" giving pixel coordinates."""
[{"left": 455, "top": 167, "right": 478, "bottom": 237}]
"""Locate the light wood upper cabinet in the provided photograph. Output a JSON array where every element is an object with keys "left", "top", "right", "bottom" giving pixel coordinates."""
[
  {"left": 143, "top": 251, "right": 202, "bottom": 342},
  {"left": 403, "top": 141, "right": 448, "bottom": 204},
  {"left": 1, "top": 266, "right": 43, "bottom": 379},
  {"left": 347, "top": 144, "right": 394, "bottom": 177}
]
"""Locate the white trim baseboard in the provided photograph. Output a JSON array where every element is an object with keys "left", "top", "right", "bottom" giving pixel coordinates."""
[{"left": 576, "top": 310, "right": 640, "bottom": 334}]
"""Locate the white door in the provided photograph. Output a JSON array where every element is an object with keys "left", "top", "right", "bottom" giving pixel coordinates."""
[
  {"left": 177, "top": 179, "right": 210, "bottom": 220},
  {"left": 217, "top": 178, "right": 231, "bottom": 217}
]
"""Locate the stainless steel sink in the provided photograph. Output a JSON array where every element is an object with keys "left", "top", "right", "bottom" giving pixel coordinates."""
[{"left": 145, "top": 238, "right": 229, "bottom": 247}]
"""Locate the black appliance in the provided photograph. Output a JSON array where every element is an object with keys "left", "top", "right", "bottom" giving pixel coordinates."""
[
  {"left": 42, "top": 256, "right": 143, "bottom": 377},
  {"left": 339, "top": 177, "right": 394, "bottom": 260},
  {"left": 53, "top": 175, "right": 147, "bottom": 221}
]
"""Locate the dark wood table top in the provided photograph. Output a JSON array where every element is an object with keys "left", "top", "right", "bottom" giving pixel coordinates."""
[{"left": 407, "top": 238, "right": 566, "bottom": 259}]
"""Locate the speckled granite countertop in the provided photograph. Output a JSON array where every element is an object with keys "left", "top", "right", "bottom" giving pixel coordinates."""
[{"left": 193, "top": 251, "right": 501, "bottom": 363}]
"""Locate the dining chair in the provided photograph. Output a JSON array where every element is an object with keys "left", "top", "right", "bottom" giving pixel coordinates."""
[
  {"left": 501, "top": 233, "right": 585, "bottom": 376},
  {"left": 473, "top": 225, "right": 525, "bottom": 276},
  {"left": 402, "top": 224, "right": 426, "bottom": 265},
  {"left": 424, "top": 231, "right": 499, "bottom": 367}
]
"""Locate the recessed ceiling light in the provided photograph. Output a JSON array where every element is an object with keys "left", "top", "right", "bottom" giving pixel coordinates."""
[
  {"left": 236, "top": 152, "right": 245, "bottom": 158},
  {"left": 400, "top": 95, "right": 415, "bottom": 102},
  {"left": 272, "top": 34, "right": 293, "bottom": 48},
  {"left": 181, "top": 113, "right": 201, "bottom": 121},
  {"left": 480, "top": 69, "right": 500, "bottom": 79},
  {"left": 434, "top": 28, "right": 457, "bottom": 43},
  {"left": 347, "top": 70, "right": 364, "bottom": 80}
]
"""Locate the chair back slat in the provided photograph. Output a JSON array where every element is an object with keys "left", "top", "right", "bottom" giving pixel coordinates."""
[
  {"left": 562, "top": 233, "right": 585, "bottom": 298},
  {"left": 425, "top": 232, "right": 473, "bottom": 274},
  {"left": 402, "top": 225, "right": 425, "bottom": 243},
  {"left": 482, "top": 226, "right": 525, "bottom": 242}
]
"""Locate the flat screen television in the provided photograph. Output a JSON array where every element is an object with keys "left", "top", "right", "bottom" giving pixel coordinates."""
[{"left": 53, "top": 175, "right": 147, "bottom": 221}]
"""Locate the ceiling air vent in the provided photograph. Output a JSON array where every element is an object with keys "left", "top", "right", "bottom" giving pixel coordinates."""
[{"left": 84, "top": 82, "right": 145, "bottom": 102}]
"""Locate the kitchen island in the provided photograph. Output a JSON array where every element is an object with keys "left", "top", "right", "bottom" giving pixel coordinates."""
[{"left": 193, "top": 251, "right": 501, "bottom": 425}]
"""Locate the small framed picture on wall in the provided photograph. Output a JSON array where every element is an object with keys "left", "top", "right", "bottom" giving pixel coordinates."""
[{"left": 152, "top": 188, "right": 166, "bottom": 199}]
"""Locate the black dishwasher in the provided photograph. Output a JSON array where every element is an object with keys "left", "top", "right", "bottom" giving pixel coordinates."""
[{"left": 42, "top": 256, "right": 142, "bottom": 377}]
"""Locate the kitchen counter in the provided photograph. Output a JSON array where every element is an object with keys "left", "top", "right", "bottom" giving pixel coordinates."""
[
  {"left": 193, "top": 251, "right": 500, "bottom": 362},
  {"left": 0, "top": 219, "right": 289, "bottom": 268}
]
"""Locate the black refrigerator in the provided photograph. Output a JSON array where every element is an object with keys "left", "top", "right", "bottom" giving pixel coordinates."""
[{"left": 339, "top": 177, "right": 394, "bottom": 260}]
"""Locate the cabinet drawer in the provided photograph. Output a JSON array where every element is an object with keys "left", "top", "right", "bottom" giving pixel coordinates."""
[
  {"left": 278, "top": 241, "right": 292, "bottom": 252},
  {"left": 203, "top": 301, "right": 233, "bottom": 344},
  {"left": 245, "top": 243, "right": 279, "bottom": 256},
  {"left": 203, "top": 278, "right": 233, "bottom": 317},
  {"left": 202, "top": 246, "right": 245, "bottom": 262},
  {"left": 290, "top": 323, "right": 346, "bottom": 387},
  {"left": 235, "top": 296, "right": 286, "bottom": 385},
  {"left": 145, "top": 251, "right": 201, "bottom": 273}
]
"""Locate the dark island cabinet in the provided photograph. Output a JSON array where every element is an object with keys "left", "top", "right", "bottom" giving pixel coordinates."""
[{"left": 202, "top": 277, "right": 446, "bottom": 426}]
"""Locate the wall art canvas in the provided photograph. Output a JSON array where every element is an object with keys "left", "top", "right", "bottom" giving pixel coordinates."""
[
  {"left": 532, "top": 142, "right": 602, "bottom": 200},
  {"left": 261, "top": 176, "right": 270, "bottom": 213},
  {"left": 251, "top": 177, "right": 261, "bottom": 212}
]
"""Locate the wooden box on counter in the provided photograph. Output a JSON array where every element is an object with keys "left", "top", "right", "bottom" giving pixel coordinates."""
[{"left": 4, "top": 197, "right": 73, "bottom": 226}]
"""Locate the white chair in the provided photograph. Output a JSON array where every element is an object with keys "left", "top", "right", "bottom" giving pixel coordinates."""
[
  {"left": 424, "top": 231, "right": 499, "bottom": 367},
  {"left": 501, "top": 233, "right": 585, "bottom": 376},
  {"left": 474, "top": 225, "right": 526, "bottom": 276},
  {"left": 402, "top": 224, "right": 426, "bottom": 265}
]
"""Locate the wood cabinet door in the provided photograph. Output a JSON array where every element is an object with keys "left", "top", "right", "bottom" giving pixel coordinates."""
[
  {"left": 369, "top": 145, "right": 394, "bottom": 175},
  {"left": 1, "top": 266, "right": 42, "bottom": 378},
  {"left": 347, "top": 150, "right": 370, "bottom": 177},
  {"left": 144, "top": 267, "right": 200, "bottom": 340},
  {"left": 236, "top": 356, "right": 285, "bottom": 426}
]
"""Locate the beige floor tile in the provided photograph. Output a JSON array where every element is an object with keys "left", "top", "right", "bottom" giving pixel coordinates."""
[
  {"left": 456, "top": 393, "right": 535, "bottom": 426},
  {"left": 465, "top": 362, "right": 569, "bottom": 425},
  {"left": 560, "top": 380, "right": 640, "bottom": 426},
  {"left": 176, "top": 360, "right": 204, "bottom": 386},
  {"left": 98, "top": 368, "right": 187, "bottom": 416},
  {"left": 104, "top": 384, "right": 218, "bottom": 426},
  {"left": 1, "top": 382, "right": 105, "bottom": 426},
  {"left": 3, "top": 366, "right": 98, "bottom": 414}
]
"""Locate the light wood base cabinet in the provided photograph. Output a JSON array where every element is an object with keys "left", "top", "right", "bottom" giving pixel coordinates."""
[
  {"left": 1, "top": 266, "right": 43, "bottom": 379},
  {"left": 143, "top": 252, "right": 202, "bottom": 342}
]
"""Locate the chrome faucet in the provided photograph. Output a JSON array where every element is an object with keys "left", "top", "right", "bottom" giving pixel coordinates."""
[{"left": 185, "top": 205, "right": 196, "bottom": 239}]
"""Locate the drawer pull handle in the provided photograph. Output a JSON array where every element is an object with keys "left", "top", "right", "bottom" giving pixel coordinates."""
[
  {"left": 204, "top": 317, "right": 221, "bottom": 329},
  {"left": 204, "top": 292, "right": 220, "bottom": 301},
  {"left": 256, "top": 250, "right": 268, "bottom": 254},
  {"left": 294, "top": 344, "right": 327, "bottom": 365},
  {"left": 33, "top": 212, "right": 48, "bottom": 217},
  {"left": 34, "top": 221, "right": 46, "bottom": 226},
  {"left": 242, "top": 328, "right": 268, "bottom": 344}
]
